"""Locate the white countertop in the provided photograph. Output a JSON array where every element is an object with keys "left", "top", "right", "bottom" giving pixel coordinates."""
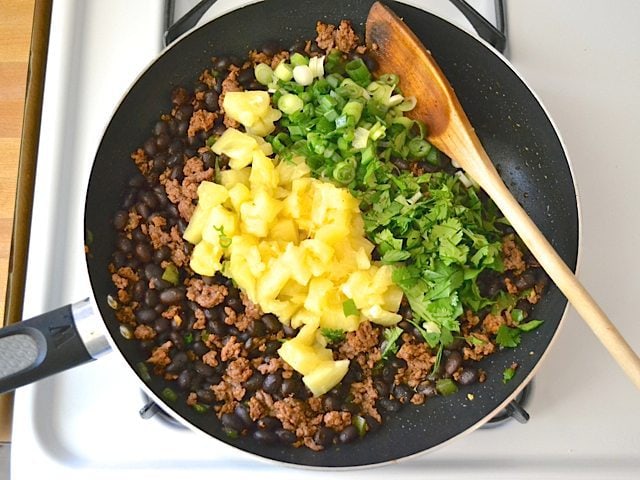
[{"left": 11, "top": 0, "right": 640, "bottom": 479}]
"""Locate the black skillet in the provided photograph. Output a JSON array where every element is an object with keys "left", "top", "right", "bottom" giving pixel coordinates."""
[{"left": 0, "top": 0, "right": 578, "bottom": 468}]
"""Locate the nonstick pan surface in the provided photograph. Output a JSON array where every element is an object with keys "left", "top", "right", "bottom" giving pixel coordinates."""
[{"left": 84, "top": 0, "right": 578, "bottom": 467}]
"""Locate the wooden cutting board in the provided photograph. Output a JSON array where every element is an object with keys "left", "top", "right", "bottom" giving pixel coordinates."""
[{"left": 0, "top": 0, "right": 37, "bottom": 443}]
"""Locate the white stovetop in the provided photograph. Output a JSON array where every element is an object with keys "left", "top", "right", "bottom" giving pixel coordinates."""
[{"left": 12, "top": 0, "right": 640, "bottom": 479}]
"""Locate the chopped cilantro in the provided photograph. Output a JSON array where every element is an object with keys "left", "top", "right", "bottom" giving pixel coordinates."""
[
  {"left": 503, "top": 367, "right": 516, "bottom": 383},
  {"left": 518, "top": 319, "right": 544, "bottom": 332},
  {"left": 321, "top": 328, "right": 346, "bottom": 343},
  {"left": 381, "top": 326, "right": 403, "bottom": 360},
  {"left": 496, "top": 325, "right": 521, "bottom": 348}
]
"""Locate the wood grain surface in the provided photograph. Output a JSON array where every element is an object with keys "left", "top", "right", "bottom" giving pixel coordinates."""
[{"left": 1, "top": 0, "right": 36, "bottom": 443}]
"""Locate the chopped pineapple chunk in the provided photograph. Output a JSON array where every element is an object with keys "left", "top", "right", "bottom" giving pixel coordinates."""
[{"left": 302, "top": 359, "right": 349, "bottom": 397}]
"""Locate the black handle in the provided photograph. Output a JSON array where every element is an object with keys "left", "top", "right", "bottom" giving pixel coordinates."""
[
  {"left": 0, "top": 303, "right": 95, "bottom": 394},
  {"left": 163, "top": 0, "right": 220, "bottom": 47},
  {"left": 448, "top": 0, "right": 507, "bottom": 53}
]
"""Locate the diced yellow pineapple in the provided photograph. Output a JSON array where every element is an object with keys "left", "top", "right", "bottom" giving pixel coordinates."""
[
  {"left": 280, "top": 245, "right": 311, "bottom": 286},
  {"left": 269, "top": 218, "right": 299, "bottom": 243},
  {"left": 319, "top": 306, "right": 360, "bottom": 332},
  {"left": 282, "top": 178, "right": 312, "bottom": 220},
  {"left": 260, "top": 298, "right": 298, "bottom": 324},
  {"left": 223, "top": 91, "right": 271, "bottom": 128},
  {"left": 201, "top": 205, "right": 238, "bottom": 246},
  {"left": 256, "top": 258, "right": 291, "bottom": 301},
  {"left": 245, "top": 107, "right": 281, "bottom": 137},
  {"left": 240, "top": 189, "right": 282, "bottom": 237},
  {"left": 362, "top": 304, "right": 402, "bottom": 327},
  {"left": 197, "top": 181, "right": 229, "bottom": 207},
  {"left": 190, "top": 240, "right": 223, "bottom": 277},
  {"left": 218, "top": 168, "right": 251, "bottom": 188},
  {"left": 304, "top": 278, "right": 334, "bottom": 314},
  {"left": 249, "top": 150, "right": 279, "bottom": 193},
  {"left": 314, "top": 223, "right": 349, "bottom": 246},
  {"left": 295, "top": 316, "right": 321, "bottom": 344},
  {"left": 227, "top": 255, "right": 257, "bottom": 301},
  {"left": 211, "top": 128, "right": 260, "bottom": 169},
  {"left": 278, "top": 339, "right": 333, "bottom": 376},
  {"left": 227, "top": 183, "right": 251, "bottom": 212},
  {"left": 291, "top": 308, "right": 317, "bottom": 330},
  {"left": 183, "top": 202, "right": 211, "bottom": 244},
  {"left": 382, "top": 284, "right": 404, "bottom": 313},
  {"left": 302, "top": 359, "right": 349, "bottom": 396},
  {"left": 276, "top": 156, "right": 310, "bottom": 187}
]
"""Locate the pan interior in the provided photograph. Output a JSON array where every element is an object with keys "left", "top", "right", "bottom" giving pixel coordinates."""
[{"left": 84, "top": 0, "right": 578, "bottom": 467}]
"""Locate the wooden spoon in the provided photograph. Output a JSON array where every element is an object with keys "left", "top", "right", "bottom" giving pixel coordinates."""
[{"left": 365, "top": 1, "right": 640, "bottom": 389}]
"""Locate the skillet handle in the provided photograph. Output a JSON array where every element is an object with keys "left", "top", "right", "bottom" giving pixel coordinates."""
[{"left": 0, "top": 299, "right": 110, "bottom": 395}]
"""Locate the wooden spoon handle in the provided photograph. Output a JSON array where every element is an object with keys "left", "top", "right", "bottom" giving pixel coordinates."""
[{"left": 469, "top": 145, "right": 640, "bottom": 389}]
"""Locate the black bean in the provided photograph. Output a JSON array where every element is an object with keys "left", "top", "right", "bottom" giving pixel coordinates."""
[
  {"left": 390, "top": 357, "right": 407, "bottom": 370},
  {"left": 234, "top": 404, "right": 253, "bottom": 428},
  {"left": 515, "top": 271, "right": 536, "bottom": 291},
  {"left": 262, "top": 373, "right": 282, "bottom": 395},
  {"left": 160, "top": 287, "right": 185, "bottom": 305},
  {"left": 314, "top": 426, "right": 335, "bottom": 447},
  {"left": 338, "top": 425, "right": 359, "bottom": 444},
  {"left": 112, "top": 251, "right": 127, "bottom": 268},
  {"left": 204, "top": 90, "right": 219, "bottom": 110},
  {"left": 176, "top": 369, "right": 193, "bottom": 390},
  {"left": 136, "top": 308, "right": 157, "bottom": 324},
  {"left": 263, "top": 340, "right": 281, "bottom": 355},
  {"left": 154, "top": 317, "right": 170, "bottom": 333},
  {"left": 166, "top": 357, "right": 187, "bottom": 374},
  {"left": 169, "top": 331, "right": 184, "bottom": 350},
  {"left": 116, "top": 236, "right": 133, "bottom": 253},
  {"left": 208, "top": 319, "right": 227, "bottom": 336},
  {"left": 444, "top": 351, "right": 463, "bottom": 376},
  {"left": 417, "top": 381, "right": 437, "bottom": 398},
  {"left": 144, "top": 263, "right": 163, "bottom": 281},
  {"left": 261, "top": 313, "right": 281, "bottom": 333},
  {"left": 515, "top": 298, "right": 533, "bottom": 315},
  {"left": 135, "top": 202, "right": 151, "bottom": 220},
  {"left": 131, "top": 280, "right": 146, "bottom": 301},
  {"left": 381, "top": 365, "right": 396, "bottom": 384},
  {"left": 134, "top": 243, "right": 153, "bottom": 263},
  {"left": 113, "top": 210, "right": 128, "bottom": 230},
  {"left": 378, "top": 398, "right": 401, "bottom": 413},
  {"left": 191, "top": 341, "right": 209, "bottom": 357},
  {"left": 458, "top": 367, "right": 479, "bottom": 385},
  {"left": 248, "top": 320, "right": 266, "bottom": 337},
  {"left": 153, "top": 245, "right": 171, "bottom": 263},
  {"left": 153, "top": 120, "right": 169, "bottom": 136},
  {"left": 143, "top": 137, "right": 158, "bottom": 156},
  {"left": 144, "top": 289, "right": 160, "bottom": 308},
  {"left": 323, "top": 395, "right": 342, "bottom": 411},
  {"left": 196, "top": 388, "right": 216, "bottom": 404},
  {"left": 213, "top": 56, "right": 231, "bottom": 72},
  {"left": 281, "top": 378, "right": 301, "bottom": 397},
  {"left": 364, "top": 414, "right": 382, "bottom": 432},
  {"left": 393, "top": 384, "right": 412, "bottom": 404},
  {"left": 391, "top": 157, "right": 409, "bottom": 170},
  {"left": 257, "top": 416, "right": 281, "bottom": 431},
  {"left": 374, "top": 379, "right": 390, "bottom": 398},
  {"left": 194, "top": 361, "right": 216, "bottom": 377},
  {"left": 155, "top": 133, "right": 170, "bottom": 151},
  {"left": 226, "top": 297, "right": 242, "bottom": 314},
  {"left": 221, "top": 413, "right": 244, "bottom": 433},
  {"left": 275, "top": 428, "right": 297, "bottom": 445},
  {"left": 253, "top": 428, "right": 278, "bottom": 444}
]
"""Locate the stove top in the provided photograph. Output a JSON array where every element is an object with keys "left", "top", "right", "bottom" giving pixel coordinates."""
[{"left": 11, "top": 0, "right": 640, "bottom": 478}]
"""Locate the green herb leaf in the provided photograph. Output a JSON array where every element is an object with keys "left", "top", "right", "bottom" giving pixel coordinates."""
[
  {"left": 321, "top": 328, "right": 346, "bottom": 343},
  {"left": 381, "top": 326, "right": 403, "bottom": 360},
  {"left": 496, "top": 325, "right": 521, "bottom": 348},
  {"left": 518, "top": 319, "right": 544, "bottom": 332},
  {"left": 503, "top": 367, "right": 516, "bottom": 383}
]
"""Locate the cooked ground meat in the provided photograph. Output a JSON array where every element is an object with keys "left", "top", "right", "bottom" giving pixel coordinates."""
[
  {"left": 502, "top": 234, "right": 526, "bottom": 274},
  {"left": 202, "top": 349, "right": 219, "bottom": 367},
  {"left": 147, "top": 341, "right": 172, "bottom": 367},
  {"left": 339, "top": 321, "right": 379, "bottom": 359},
  {"left": 395, "top": 337, "right": 435, "bottom": 388},
  {"left": 187, "top": 109, "right": 217, "bottom": 138},
  {"left": 220, "top": 336, "right": 243, "bottom": 361},
  {"left": 482, "top": 312, "right": 506, "bottom": 335},
  {"left": 131, "top": 148, "right": 152, "bottom": 175},
  {"left": 185, "top": 278, "right": 227, "bottom": 308},
  {"left": 134, "top": 324, "right": 156, "bottom": 340}
]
